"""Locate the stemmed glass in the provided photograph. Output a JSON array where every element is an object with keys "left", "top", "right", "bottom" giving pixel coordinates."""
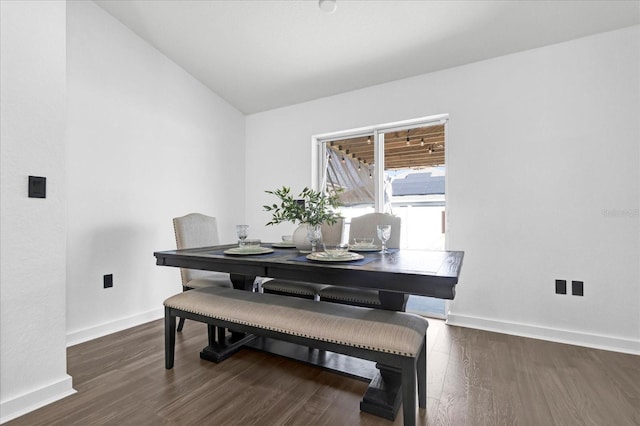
[
  {"left": 236, "top": 225, "right": 249, "bottom": 247},
  {"left": 306, "top": 224, "right": 322, "bottom": 253},
  {"left": 376, "top": 224, "right": 391, "bottom": 253}
]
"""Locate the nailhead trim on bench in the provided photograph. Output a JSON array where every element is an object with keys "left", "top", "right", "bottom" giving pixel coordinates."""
[
  {"left": 261, "top": 279, "right": 327, "bottom": 297},
  {"left": 319, "top": 286, "right": 382, "bottom": 305},
  {"left": 164, "top": 286, "right": 427, "bottom": 357}
]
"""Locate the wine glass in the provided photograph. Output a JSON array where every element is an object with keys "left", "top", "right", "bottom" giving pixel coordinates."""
[
  {"left": 376, "top": 224, "right": 391, "bottom": 253},
  {"left": 236, "top": 224, "right": 249, "bottom": 247},
  {"left": 306, "top": 224, "right": 322, "bottom": 253}
]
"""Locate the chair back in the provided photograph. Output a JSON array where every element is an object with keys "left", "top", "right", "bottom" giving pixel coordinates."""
[
  {"left": 321, "top": 218, "right": 344, "bottom": 244},
  {"left": 173, "top": 213, "right": 221, "bottom": 285},
  {"left": 348, "top": 213, "right": 401, "bottom": 249}
]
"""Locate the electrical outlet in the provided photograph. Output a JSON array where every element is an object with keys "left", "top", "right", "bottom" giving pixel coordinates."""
[
  {"left": 572, "top": 280, "right": 583, "bottom": 296},
  {"left": 555, "top": 279, "right": 567, "bottom": 294},
  {"left": 28, "top": 176, "right": 46, "bottom": 198},
  {"left": 103, "top": 274, "right": 113, "bottom": 289}
]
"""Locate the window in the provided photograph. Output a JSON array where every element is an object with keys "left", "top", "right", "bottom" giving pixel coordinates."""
[{"left": 314, "top": 115, "right": 448, "bottom": 250}]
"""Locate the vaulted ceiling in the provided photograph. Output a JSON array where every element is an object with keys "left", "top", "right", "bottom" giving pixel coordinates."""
[{"left": 95, "top": 1, "right": 640, "bottom": 114}]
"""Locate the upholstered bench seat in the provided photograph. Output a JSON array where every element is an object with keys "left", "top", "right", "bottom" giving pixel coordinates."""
[
  {"left": 319, "top": 285, "right": 381, "bottom": 307},
  {"left": 261, "top": 278, "right": 328, "bottom": 300},
  {"left": 164, "top": 286, "right": 428, "bottom": 425}
]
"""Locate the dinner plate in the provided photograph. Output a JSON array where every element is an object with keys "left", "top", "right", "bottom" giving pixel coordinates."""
[
  {"left": 306, "top": 252, "right": 364, "bottom": 262},
  {"left": 272, "top": 242, "right": 297, "bottom": 248},
  {"left": 224, "top": 247, "right": 274, "bottom": 255},
  {"left": 349, "top": 245, "right": 381, "bottom": 252}
]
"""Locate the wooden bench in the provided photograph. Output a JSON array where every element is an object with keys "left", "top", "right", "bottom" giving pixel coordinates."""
[{"left": 164, "top": 286, "right": 428, "bottom": 426}]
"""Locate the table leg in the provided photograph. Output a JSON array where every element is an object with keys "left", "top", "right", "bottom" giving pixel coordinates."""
[
  {"left": 199, "top": 273, "right": 258, "bottom": 362},
  {"left": 200, "top": 325, "right": 257, "bottom": 363},
  {"left": 229, "top": 274, "right": 257, "bottom": 339},
  {"left": 359, "top": 291, "right": 409, "bottom": 419},
  {"left": 378, "top": 291, "right": 409, "bottom": 311},
  {"left": 360, "top": 364, "right": 403, "bottom": 420},
  {"left": 229, "top": 273, "right": 256, "bottom": 291}
]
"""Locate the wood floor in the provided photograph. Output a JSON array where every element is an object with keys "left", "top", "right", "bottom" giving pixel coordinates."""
[{"left": 7, "top": 318, "right": 639, "bottom": 425}]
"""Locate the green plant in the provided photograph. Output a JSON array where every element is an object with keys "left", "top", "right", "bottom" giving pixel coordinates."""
[{"left": 264, "top": 186, "right": 341, "bottom": 227}]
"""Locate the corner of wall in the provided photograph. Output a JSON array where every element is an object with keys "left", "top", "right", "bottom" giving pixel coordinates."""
[{"left": 0, "top": 376, "right": 75, "bottom": 424}]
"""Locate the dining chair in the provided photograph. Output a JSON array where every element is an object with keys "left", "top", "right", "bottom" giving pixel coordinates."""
[
  {"left": 173, "top": 213, "right": 234, "bottom": 331},
  {"left": 318, "top": 213, "right": 401, "bottom": 308},
  {"left": 261, "top": 219, "right": 344, "bottom": 300}
]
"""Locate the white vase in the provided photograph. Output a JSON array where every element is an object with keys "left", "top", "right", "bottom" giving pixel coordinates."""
[{"left": 293, "top": 224, "right": 312, "bottom": 252}]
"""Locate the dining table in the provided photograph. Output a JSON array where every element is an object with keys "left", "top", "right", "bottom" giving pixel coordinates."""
[{"left": 154, "top": 243, "right": 464, "bottom": 420}]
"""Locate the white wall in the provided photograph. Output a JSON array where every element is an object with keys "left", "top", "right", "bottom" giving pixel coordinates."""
[
  {"left": 246, "top": 26, "right": 640, "bottom": 354},
  {"left": 65, "top": 1, "right": 246, "bottom": 344},
  {"left": 1, "top": 3, "right": 636, "bottom": 421},
  {"left": 0, "top": 1, "right": 75, "bottom": 422}
]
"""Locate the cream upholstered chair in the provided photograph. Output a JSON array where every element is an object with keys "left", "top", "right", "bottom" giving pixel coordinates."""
[
  {"left": 173, "top": 213, "right": 233, "bottom": 331},
  {"left": 261, "top": 219, "right": 344, "bottom": 300},
  {"left": 319, "top": 213, "right": 401, "bottom": 308}
]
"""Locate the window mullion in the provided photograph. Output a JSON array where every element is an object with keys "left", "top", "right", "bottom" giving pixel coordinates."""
[{"left": 374, "top": 131, "right": 385, "bottom": 212}]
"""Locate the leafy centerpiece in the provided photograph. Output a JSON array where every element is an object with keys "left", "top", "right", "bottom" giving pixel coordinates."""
[{"left": 264, "top": 186, "right": 341, "bottom": 252}]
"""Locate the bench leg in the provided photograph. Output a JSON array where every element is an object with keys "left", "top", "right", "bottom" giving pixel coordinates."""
[
  {"left": 401, "top": 359, "right": 417, "bottom": 426},
  {"left": 177, "top": 317, "right": 186, "bottom": 332},
  {"left": 207, "top": 324, "right": 216, "bottom": 346},
  {"left": 417, "top": 337, "right": 427, "bottom": 408},
  {"left": 402, "top": 359, "right": 417, "bottom": 426},
  {"left": 165, "top": 307, "right": 176, "bottom": 369},
  {"left": 216, "top": 326, "right": 225, "bottom": 344}
]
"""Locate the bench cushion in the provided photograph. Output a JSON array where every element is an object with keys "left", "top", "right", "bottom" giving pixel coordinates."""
[
  {"left": 261, "top": 279, "right": 328, "bottom": 296},
  {"left": 164, "top": 286, "right": 428, "bottom": 357},
  {"left": 319, "top": 286, "right": 381, "bottom": 305}
]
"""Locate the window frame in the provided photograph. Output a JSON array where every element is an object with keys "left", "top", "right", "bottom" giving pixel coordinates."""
[{"left": 312, "top": 114, "right": 449, "bottom": 213}]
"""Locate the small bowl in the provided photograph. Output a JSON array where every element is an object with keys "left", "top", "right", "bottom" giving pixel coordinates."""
[
  {"left": 244, "top": 239, "right": 261, "bottom": 248},
  {"left": 323, "top": 243, "right": 350, "bottom": 258},
  {"left": 281, "top": 235, "right": 293, "bottom": 243},
  {"left": 352, "top": 237, "right": 375, "bottom": 247}
]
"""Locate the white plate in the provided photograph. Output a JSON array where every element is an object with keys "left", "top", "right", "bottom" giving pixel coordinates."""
[
  {"left": 306, "top": 252, "right": 364, "bottom": 262},
  {"left": 224, "top": 247, "right": 274, "bottom": 255},
  {"left": 272, "top": 242, "right": 296, "bottom": 248},
  {"left": 349, "top": 245, "right": 381, "bottom": 252}
]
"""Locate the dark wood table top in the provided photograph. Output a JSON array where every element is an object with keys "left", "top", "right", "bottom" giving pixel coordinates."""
[{"left": 154, "top": 244, "right": 464, "bottom": 300}]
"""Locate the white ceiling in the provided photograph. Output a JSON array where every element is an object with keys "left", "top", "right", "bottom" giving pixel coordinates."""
[{"left": 94, "top": 0, "right": 640, "bottom": 115}]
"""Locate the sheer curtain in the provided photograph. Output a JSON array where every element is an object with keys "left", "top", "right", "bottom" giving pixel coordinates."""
[
  {"left": 323, "top": 144, "right": 393, "bottom": 213},
  {"left": 324, "top": 144, "right": 374, "bottom": 206}
]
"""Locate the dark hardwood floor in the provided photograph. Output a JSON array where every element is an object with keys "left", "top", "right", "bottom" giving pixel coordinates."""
[{"left": 7, "top": 318, "right": 639, "bottom": 425}]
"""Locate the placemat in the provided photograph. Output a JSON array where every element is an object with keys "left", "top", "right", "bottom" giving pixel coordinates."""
[
  {"left": 210, "top": 250, "right": 281, "bottom": 258},
  {"left": 289, "top": 254, "right": 377, "bottom": 266}
]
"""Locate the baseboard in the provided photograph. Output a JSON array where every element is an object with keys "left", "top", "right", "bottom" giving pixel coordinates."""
[
  {"left": 0, "top": 375, "right": 75, "bottom": 424},
  {"left": 66, "top": 308, "right": 164, "bottom": 347},
  {"left": 446, "top": 313, "right": 640, "bottom": 355},
  {"left": 1, "top": 310, "right": 164, "bottom": 423}
]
